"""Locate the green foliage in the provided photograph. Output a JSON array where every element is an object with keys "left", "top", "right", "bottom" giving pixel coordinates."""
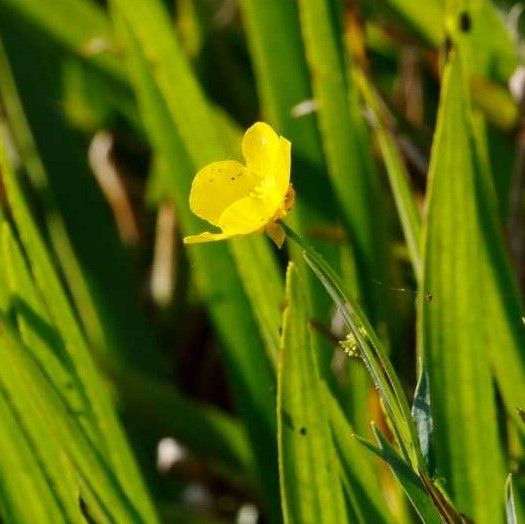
[
  {"left": 277, "top": 264, "right": 347, "bottom": 524},
  {"left": 0, "top": 0, "right": 523, "bottom": 522}
]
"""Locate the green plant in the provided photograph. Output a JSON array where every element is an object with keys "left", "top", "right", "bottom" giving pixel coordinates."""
[{"left": 0, "top": 0, "right": 523, "bottom": 522}]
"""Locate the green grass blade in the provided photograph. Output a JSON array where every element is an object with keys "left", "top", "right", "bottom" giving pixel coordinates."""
[
  {"left": 112, "top": 11, "right": 281, "bottom": 521},
  {"left": 296, "top": 0, "right": 388, "bottom": 317},
  {"left": 419, "top": 51, "right": 506, "bottom": 523},
  {"left": 2, "top": 221, "right": 96, "bottom": 443},
  {"left": 356, "top": 427, "right": 443, "bottom": 524},
  {"left": 0, "top": 312, "right": 151, "bottom": 522},
  {"left": 0, "top": 37, "right": 104, "bottom": 360},
  {"left": 237, "top": 0, "right": 316, "bottom": 143},
  {"left": 236, "top": 0, "right": 333, "bottom": 211},
  {"left": 377, "top": 0, "right": 516, "bottom": 81},
  {"left": 0, "top": 23, "right": 160, "bottom": 371},
  {"left": 447, "top": 0, "right": 516, "bottom": 81},
  {"left": 283, "top": 224, "right": 423, "bottom": 471},
  {"left": 0, "top": 135, "right": 158, "bottom": 522},
  {"left": 0, "top": 391, "right": 75, "bottom": 524},
  {"left": 278, "top": 263, "right": 348, "bottom": 524},
  {"left": 230, "top": 236, "right": 283, "bottom": 358},
  {"left": 320, "top": 383, "right": 393, "bottom": 524},
  {"left": 444, "top": 2, "right": 525, "bottom": 436},
  {"left": 0, "top": 232, "right": 149, "bottom": 521},
  {"left": 357, "top": 71, "right": 422, "bottom": 282}
]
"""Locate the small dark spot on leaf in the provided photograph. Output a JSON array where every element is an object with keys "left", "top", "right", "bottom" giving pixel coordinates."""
[
  {"left": 518, "top": 408, "right": 525, "bottom": 424},
  {"left": 299, "top": 427, "right": 307, "bottom": 436},
  {"left": 282, "top": 411, "right": 294, "bottom": 431},
  {"left": 231, "top": 177, "right": 235, "bottom": 181},
  {"left": 425, "top": 292, "right": 433, "bottom": 303},
  {"left": 459, "top": 11, "right": 471, "bottom": 33}
]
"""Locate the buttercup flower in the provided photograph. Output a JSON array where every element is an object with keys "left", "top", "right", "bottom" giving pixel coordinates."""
[{"left": 183, "top": 122, "right": 295, "bottom": 248}]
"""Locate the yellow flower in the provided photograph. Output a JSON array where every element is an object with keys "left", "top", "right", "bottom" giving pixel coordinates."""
[{"left": 183, "top": 122, "right": 295, "bottom": 248}]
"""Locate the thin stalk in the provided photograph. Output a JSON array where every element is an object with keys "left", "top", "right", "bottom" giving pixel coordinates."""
[{"left": 281, "top": 222, "right": 425, "bottom": 471}]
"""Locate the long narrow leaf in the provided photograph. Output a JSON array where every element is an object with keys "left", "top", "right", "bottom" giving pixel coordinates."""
[
  {"left": 282, "top": 224, "right": 423, "bottom": 471},
  {"left": 278, "top": 263, "right": 348, "bottom": 524},
  {"left": 419, "top": 51, "right": 505, "bottom": 522},
  {"left": 0, "top": 134, "right": 158, "bottom": 522},
  {"left": 296, "top": 0, "right": 388, "bottom": 318},
  {"left": 357, "top": 71, "right": 422, "bottom": 281},
  {"left": 356, "top": 427, "right": 443, "bottom": 524},
  {"left": 320, "top": 382, "right": 393, "bottom": 523}
]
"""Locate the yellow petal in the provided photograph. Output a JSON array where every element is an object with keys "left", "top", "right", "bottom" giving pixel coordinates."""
[
  {"left": 219, "top": 194, "right": 276, "bottom": 235},
  {"left": 276, "top": 137, "right": 292, "bottom": 197},
  {"left": 183, "top": 231, "right": 230, "bottom": 244},
  {"left": 189, "top": 160, "right": 259, "bottom": 225},
  {"left": 242, "top": 122, "right": 281, "bottom": 176},
  {"left": 242, "top": 123, "right": 291, "bottom": 202}
]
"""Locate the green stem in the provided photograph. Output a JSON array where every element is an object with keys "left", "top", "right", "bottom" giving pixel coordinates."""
[{"left": 281, "top": 221, "right": 425, "bottom": 472}]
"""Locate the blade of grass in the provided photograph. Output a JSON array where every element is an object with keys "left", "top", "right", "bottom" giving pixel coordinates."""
[
  {"left": 0, "top": 311, "right": 151, "bottom": 522},
  {"left": 296, "top": 0, "right": 389, "bottom": 320},
  {"left": 0, "top": 38, "right": 99, "bottom": 356},
  {"left": 0, "top": 134, "right": 158, "bottom": 522},
  {"left": 0, "top": 25, "right": 161, "bottom": 372},
  {"left": 446, "top": 0, "right": 516, "bottom": 81},
  {"left": 2, "top": 221, "right": 94, "bottom": 443},
  {"left": 278, "top": 263, "right": 348, "bottom": 524},
  {"left": 357, "top": 71, "right": 422, "bottom": 282},
  {"left": 282, "top": 223, "right": 422, "bottom": 471},
  {"left": 283, "top": 223, "right": 466, "bottom": 521},
  {"left": 376, "top": 0, "right": 516, "bottom": 82},
  {"left": 112, "top": 11, "right": 280, "bottom": 521},
  {"left": 355, "top": 427, "right": 443, "bottom": 524},
  {"left": 419, "top": 51, "right": 506, "bottom": 523},
  {"left": 445, "top": 1, "right": 525, "bottom": 434},
  {"left": 0, "top": 391, "right": 75, "bottom": 524},
  {"left": 320, "top": 382, "right": 394, "bottom": 524},
  {"left": 0, "top": 231, "right": 152, "bottom": 521}
]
